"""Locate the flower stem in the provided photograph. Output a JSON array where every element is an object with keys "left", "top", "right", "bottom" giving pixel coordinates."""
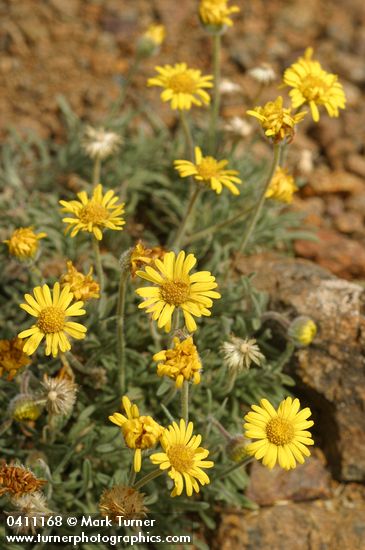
[
  {"left": 208, "top": 32, "right": 222, "bottom": 154},
  {"left": 216, "top": 456, "right": 254, "bottom": 480},
  {"left": 183, "top": 204, "right": 255, "bottom": 245},
  {"left": 180, "top": 111, "right": 194, "bottom": 160},
  {"left": 92, "top": 155, "right": 101, "bottom": 185},
  {"left": 261, "top": 311, "right": 290, "bottom": 329},
  {"left": 117, "top": 269, "right": 129, "bottom": 394},
  {"left": 237, "top": 143, "right": 281, "bottom": 254},
  {"left": 209, "top": 416, "right": 232, "bottom": 441},
  {"left": 92, "top": 237, "right": 105, "bottom": 297},
  {"left": 133, "top": 469, "right": 164, "bottom": 490},
  {"left": 171, "top": 187, "right": 201, "bottom": 252},
  {"left": 128, "top": 463, "right": 136, "bottom": 486},
  {"left": 180, "top": 380, "right": 189, "bottom": 425}
]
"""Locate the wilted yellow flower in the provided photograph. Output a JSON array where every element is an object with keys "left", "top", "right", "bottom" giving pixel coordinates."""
[
  {"left": 247, "top": 96, "right": 306, "bottom": 143},
  {"left": 244, "top": 397, "right": 314, "bottom": 470},
  {"left": 82, "top": 126, "right": 122, "bottom": 160},
  {"left": 0, "top": 338, "right": 31, "bottom": 381},
  {"left": 130, "top": 241, "right": 166, "bottom": 278},
  {"left": 148, "top": 63, "right": 213, "bottom": 110},
  {"left": 199, "top": 0, "right": 240, "bottom": 28},
  {"left": 135, "top": 250, "right": 221, "bottom": 333},
  {"left": 266, "top": 167, "right": 298, "bottom": 203},
  {"left": 283, "top": 48, "right": 346, "bottom": 122},
  {"left": 288, "top": 316, "right": 317, "bottom": 346},
  {"left": 174, "top": 146, "right": 242, "bottom": 195},
  {"left": 150, "top": 419, "right": 214, "bottom": 497},
  {"left": 109, "top": 396, "right": 163, "bottom": 472},
  {"left": 142, "top": 24, "right": 165, "bottom": 46},
  {"left": 99, "top": 486, "right": 147, "bottom": 522},
  {"left": 60, "top": 184, "right": 125, "bottom": 241},
  {"left": 18, "top": 282, "right": 87, "bottom": 357},
  {"left": 0, "top": 464, "right": 47, "bottom": 497},
  {"left": 60, "top": 261, "right": 100, "bottom": 301},
  {"left": 153, "top": 336, "right": 202, "bottom": 388},
  {"left": 3, "top": 227, "right": 47, "bottom": 260}
]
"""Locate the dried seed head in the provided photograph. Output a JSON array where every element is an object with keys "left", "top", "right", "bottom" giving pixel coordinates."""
[
  {"left": 0, "top": 463, "right": 47, "bottom": 498},
  {"left": 9, "top": 492, "right": 53, "bottom": 534},
  {"left": 99, "top": 485, "right": 148, "bottom": 522},
  {"left": 40, "top": 375, "right": 78, "bottom": 416},
  {"left": 221, "top": 336, "right": 265, "bottom": 373}
]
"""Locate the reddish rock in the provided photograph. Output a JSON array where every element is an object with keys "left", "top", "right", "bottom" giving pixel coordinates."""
[
  {"left": 246, "top": 453, "right": 332, "bottom": 506},
  {"left": 215, "top": 501, "right": 365, "bottom": 550},
  {"left": 307, "top": 169, "right": 364, "bottom": 196},
  {"left": 294, "top": 229, "right": 365, "bottom": 279},
  {"left": 346, "top": 154, "right": 365, "bottom": 178},
  {"left": 334, "top": 211, "right": 364, "bottom": 234}
]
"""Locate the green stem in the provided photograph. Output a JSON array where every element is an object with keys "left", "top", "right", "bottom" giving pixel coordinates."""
[
  {"left": 216, "top": 456, "right": 253, "bottom": 480},
  {"left": 180, "top": 380, "right": 189, "bottom": 425},
  {"left": 209, "top": 416, "right": 232, "bottom": 441},
  {"left": 171, "top": 187, "right": 201, "bottom": 251},
  {"left": 237, "top": 143, "right": 281, "bottom": 254},
  {"left": 183, "top": 204, "right": 255, "bottom": 245},
  {"left": 223, "top": 370, "right": 237, "bottom": 395},
  {"left": 161, "top": 403, "right": 175, "bottom": 423},
  {"left": 133, "top": 469, "right": 164, "bottom": 490},
  {"left": 208, "top": 32, "right": 222, "bottom": 154},
  {"left": 261, "top": 311, "right": 290, "bottom": 329},
  {"left": 117, "top": 269, "right": 129, "bottom": 394},
  {"left": 92, "top": 238, "right": 105, "bottom": 300},
  {"left": 180, "top": 111, "right": 194, "bottom": 160},
  {"left": 92, "top": 155, "right": 101, "bottom": 185},
  {"left": 128, "top": 463, "right": 136, "bottom": 486}
]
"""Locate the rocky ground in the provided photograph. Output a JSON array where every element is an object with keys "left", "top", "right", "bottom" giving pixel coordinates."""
[{"left": 1, "top": 1, "right": 365, "bottom": 548}]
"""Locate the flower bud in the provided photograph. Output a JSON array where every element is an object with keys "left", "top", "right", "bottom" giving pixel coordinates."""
[{"left": 288, "top": 316, "right": 317, "bottom": 346}]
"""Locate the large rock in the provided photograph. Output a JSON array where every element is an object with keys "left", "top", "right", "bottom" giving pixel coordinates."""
[
  {"left": 234, "top": 255, "right": 365, "bottom": 481},
  {"left": 215, "top": 499, "right": 365, "bottom": 550}
]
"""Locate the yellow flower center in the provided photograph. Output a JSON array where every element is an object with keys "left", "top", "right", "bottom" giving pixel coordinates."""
[
  {"left": 167, "top": 444, "right": 195, "bottom": 472},
  {"left": 160, "top": 280, "right": 190, "bottom": 306},
  {"left": 37, "top": 307, "right": 65, "bottom": 333},
  {"left": 79, "top": 202, "right": 108, "bottom": 224},
  {"left": 266, "top": 417, "right": 294, "bottom": 445},
  {"left": 168, "top": 73, "right": 195, "bottom": 93},
  {"left": 197, "top": 157, "right": 219, "bottom": 180},
  {"left": 301, "top": 75, "right": 328, "bottom": 101}
]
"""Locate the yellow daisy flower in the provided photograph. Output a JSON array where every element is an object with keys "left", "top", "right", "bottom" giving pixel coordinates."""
[
  {"left": 247, "top": 96, "right": 306, "bottom": 143},
  {"left": 150, "top": 419, "right": 214, "bottom": 497},
  {"left": 283, "top": 48, "right": 346, "bottom": 122},
  {"left": 109, "top": 396, "right": 164, "bottom": 473},
  {"left": 147, "top": 63, "right": 213, "bottom": 110},
  {"left": 0, "top": 338, "right": 31, "bottom": 381},
  {"left": 60, "top": 261, "right": 100, "bottom": 301},
  {"left": 3, "top": 227, "right": 47, "bottom": 260},
  {"left": 174, "top": 147, "right": 242, "bottom": 195},
  {"left": 153, "top": 336, "right": 202, "bottom": 388},
  {"left": 60, "top": 184, "right": 125, "bottom": 241},
  {"left": 243, "top": 397, "right": 314, "bottom": 470},
  {"left": 18, "top": 282, "right": 87, "bottom": 357},
  {"left": 199, "top": 0, "right": 240, "bottom": 28},
  {"left": 265, "top": 167, "right": 298, "bottom": 203},
  {"left": 135, "top": 250, "right": 221, "bottom": 333}
]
